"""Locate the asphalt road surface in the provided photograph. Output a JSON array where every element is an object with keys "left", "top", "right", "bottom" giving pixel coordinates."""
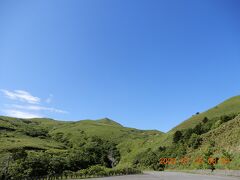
[{"left": 82, "top": 172, "right": 239, "bottom": 180}]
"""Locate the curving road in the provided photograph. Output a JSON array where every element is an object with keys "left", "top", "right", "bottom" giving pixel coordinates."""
[{"left": 82, "top": 172, "right": 239, "bottom": 180}]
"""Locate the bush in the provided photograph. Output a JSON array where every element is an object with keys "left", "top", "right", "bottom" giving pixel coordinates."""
[
  {"left": 173, "top": 131, "right": 183, "bottom": 143},
  {"left": 7, "top": 152, "right": 51, "bottom": 179},
  {"left": 87, "top": 165, "right": 108, "bottom": 176},
  {"left": 202, "top": 117, "right": 209, "bottom": 123},
  {"left": 64, "top": 166, "right": 142, "bottom": 178},
  {"left": 188, "top": 133, "right": 202, "bottom": 149},
  {"left": 24, "top": 127, "right": 48, "bottom": 137},
  {"left": 5, "top": 137, "right": 121, "bottom": 179},
  {"left": 133, "top": 149, "right": 165, "bottom": 170},
  {"left": 113, "top": 167, "right": 142, "bottom": 175},
  {"left": 220, "top": 114, "right": 236, "bottom": 124}
]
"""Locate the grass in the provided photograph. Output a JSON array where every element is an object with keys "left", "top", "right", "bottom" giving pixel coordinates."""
[
  {"left": 170, "top": 96, "right": 240, "bottom": 132},
  {"left": 0, "top": 116, "right": 165, "bottom": 166},
  {"left": 0, "top": 95, "right": 240, "bottom": 169}
]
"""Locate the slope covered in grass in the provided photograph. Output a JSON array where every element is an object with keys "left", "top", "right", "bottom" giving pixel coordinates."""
[
  {"left": 130, "top": 96, "right": 240, "bottom": 170},
  {"left": 170, "top": 96, "right": 240, "bottom": 132},
  {"left": 181, "top": 114, "right": 240, "bottom": 170},
  {"left": 0, "top": 116, "right": 164, "bottom": 166},
  {"left": 201, "top": 114, "right": 240, "bottom": 152},
  {"left": 1, "top": 95, "right": 240, "bottom": 172}
]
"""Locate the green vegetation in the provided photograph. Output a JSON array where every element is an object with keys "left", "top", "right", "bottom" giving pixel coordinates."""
[
  {"left": 131, "top": 96, "right": 240, "bottom": 170},
  {"left": 0, "top": 131, "right": 129, "bottom": 179},
  {"left": 0, "top": 117, "right": 154, "bottom": 179},
  {"left": 1, "top": 96, "right": 240, "bottom": 179},
  {"left": 170, "top": 96, "right": 240, "bottom": 132}
]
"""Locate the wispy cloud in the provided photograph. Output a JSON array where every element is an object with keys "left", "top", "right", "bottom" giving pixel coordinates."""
[
  {"left": 46, "top": 94, "right": 53, "bottom": 103},
  {"left": 3, "top": 109, "right": 41, "bottom": 119},
  {"left": 11, "top": 104, "right": 67, "bottom": 114},
  {"left": 1, "top": 89, "right": 68, "bottom": 119},
  {"left": 1, "top": 89, "right": 40, "bottom": 104}
]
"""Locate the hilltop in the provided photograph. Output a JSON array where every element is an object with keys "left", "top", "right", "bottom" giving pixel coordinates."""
[
  {"left": 0, "top": 95, "right": 240, "bottom": 178},
  {"left": 0, "top": 116, "right": 164, "bottom": 167}
]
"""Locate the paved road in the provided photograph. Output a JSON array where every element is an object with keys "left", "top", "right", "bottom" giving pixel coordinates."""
[{"left": 82, "top": 172, "right": 239, "bottom": 180}]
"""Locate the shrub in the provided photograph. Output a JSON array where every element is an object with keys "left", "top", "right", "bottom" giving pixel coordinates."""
[
  {"left": 133, "top": 149, "right": 165, "bottom": 170},
  {"left": 24, "top": 127, "right": 48, "bottom": 137},
  {"left": 188, "top": 133, "right": 202, "bottom": 149},
  {"left": 87, "top": 165, "right": 108, "bottom": 176},
  {"left": 173, "top": 131, "right": 183, "bottom": 143},
  {"left": 202, "top": 117, "right": 209, "bottom": 123}
]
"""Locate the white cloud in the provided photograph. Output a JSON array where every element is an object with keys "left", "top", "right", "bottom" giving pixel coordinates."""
[
  {"left": 46, "top": 94, "right": 53, "bottom": 103},
  {"left": 1, "top": 89, "right": 40, "bottom": 104},
  {"left": 3, "top": 109, "right": 41, "bottom": 119},
  {"left": 1, "top": 89, "right": 68, "bottom": 119},
  {"left": 11, "top": 104, "right": 68, "bottom": 114}
]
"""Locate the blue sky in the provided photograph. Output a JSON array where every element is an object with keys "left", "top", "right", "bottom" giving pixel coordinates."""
[{"left": 0, "top": 0, "right": 240, "bottom": 132}]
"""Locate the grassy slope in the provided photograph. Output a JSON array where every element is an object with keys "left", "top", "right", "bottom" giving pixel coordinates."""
[
  {"left": 0, "top": 116, "right": 164, "bottom": 166},
  {"left": 154, "top": 96, "right": 240, "bottom": 170},
  {"left": 120, "top": 95, "right": 240, "bottom": 168},
  {"left": 170, "top": 96, "right": 240, "bottom": 133},
  {"left": 201, "top": 114, "right": 240, "bottom": 152},
  {"left": 0, "top": 116, "right": 64, "bottom": 152},
  {"left": 1, "top": 95, "right": 240, "bottom": 168},
  {"left": 48, "top": 118, "right": 165, "bottom": 166},
  {"left": 183, "top": 114, "right": 240, "bottom": 169},
  {"left": 138, "top": 96, "right": 240, "bottom": 151}
]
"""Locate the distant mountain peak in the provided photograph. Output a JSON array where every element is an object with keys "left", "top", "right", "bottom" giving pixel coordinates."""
[{"left": 96, "top": 118, "right": 123, "bottom": 127}]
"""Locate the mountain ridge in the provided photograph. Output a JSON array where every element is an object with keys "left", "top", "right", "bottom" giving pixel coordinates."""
[{"left": 0, "top": 95, "right": 240, "bottom": 171}]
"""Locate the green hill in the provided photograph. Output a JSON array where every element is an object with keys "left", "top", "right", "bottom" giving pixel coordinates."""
[
  {"left": 177, "top": 114, "right": 240, "bottom": 170},
  {"left": 0, "top": 116, "right": 164, "bottom": 166},
  {"left": 144, "top": 96, "right": 240, "bottom": 170},
  {"left": 170, "top": 95, "right": 240, "bottom": 133},
  {"left": 96, "top": 118, "right": 123, "bottom": 127},
  {"left": 1, "top": 95, "right": 240, "bottom": 178},
  {"left": 108, "top": 95, "right": 240, "bottom": 169}
]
